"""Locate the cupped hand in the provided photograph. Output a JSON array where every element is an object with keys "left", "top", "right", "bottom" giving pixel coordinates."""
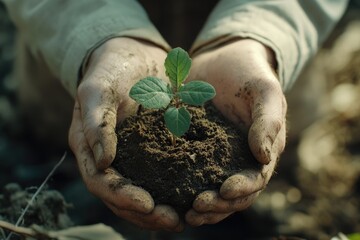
[
  {"left": 68, "top": 37, "right": 183, "bottom": 231},
  {"left": 186, "top": 39, "right": 287, "bottom": 226}
]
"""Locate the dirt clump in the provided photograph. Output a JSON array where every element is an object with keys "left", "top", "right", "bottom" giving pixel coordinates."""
[
  {"left": 113, "top": 104, "right": 261, "bottom": 215},
  {"left": 0, "top": 183, "right": 72, "bottom": 231}
]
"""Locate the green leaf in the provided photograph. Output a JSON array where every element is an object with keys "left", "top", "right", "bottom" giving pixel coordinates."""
[
  {"left": 164, "top": 47, "right": 192, "bottom": 90},
  {"left": 177, "top": 81, "right": 216, "bottom": 106},
  {"left": 164, "top": 107, "right": 191, "bottom": 137},
  {"left": 129, "top": 77, "right": 173, "bottom": 109}
]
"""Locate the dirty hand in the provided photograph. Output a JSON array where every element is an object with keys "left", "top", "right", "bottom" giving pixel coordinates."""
[
  {"left": 186, "top": 39, "right": 287, "bottom": 226},
  {"left": 68, "top": 37, "right": 183, "bottom": 231}
]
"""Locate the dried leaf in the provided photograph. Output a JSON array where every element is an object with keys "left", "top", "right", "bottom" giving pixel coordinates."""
[{"left": 25, "top": 224, "right": 125, "bottom": 240}]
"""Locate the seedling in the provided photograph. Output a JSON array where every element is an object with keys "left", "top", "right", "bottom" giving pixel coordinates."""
[{"left": 129, "top": 47, "right": 216, "bottom": 145}]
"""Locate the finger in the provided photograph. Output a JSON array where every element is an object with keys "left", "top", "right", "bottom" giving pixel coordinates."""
[
  {"left": 220, "top": 89, "right": 286, "bottom": 199},
  {"left": 185, "top": 209, "right": 232, "bottom": 227},
  {"left": 69, "top": 101, "right": 154, "bottom": 213},
  {"left": 271, "top": 122, "right": 287, "bottom": 165},
  {"left": 248, "top": 82, "right": 287, "bottom": 164},
  {"left": 77, "top": 81, "right": 118, "bottom": 170},
  {"left": 220, "top": 156, "right": 277, "bottom": 199},
  {"left": 106, "top": 203, "right": 184, "bottom": 232},
  {"left": 193, "top": 190, "right": 259, "bottom": 213}
]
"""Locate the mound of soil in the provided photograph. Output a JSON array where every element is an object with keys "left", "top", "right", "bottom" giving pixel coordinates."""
[
  {"left": 113, "top": 104, "right": 261, "bottom": 215},
  {"left": 0, "top": 183, "right": 72, "bottom": 231}
]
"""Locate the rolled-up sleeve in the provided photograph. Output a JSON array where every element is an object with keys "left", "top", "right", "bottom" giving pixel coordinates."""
[
  {"left": 2, "top": 0, "right": 170, "bottom": 97},
  {"left": 191, "top": 0, "right": 349, "bottom": 91}
]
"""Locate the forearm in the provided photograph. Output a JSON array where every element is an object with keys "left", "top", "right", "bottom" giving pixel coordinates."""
[
  {"left": 191, "top": 0, "right": 349, "bottom": 91},
  {"left": 2, "top": 0, "right": 169, "bottom": 97}
]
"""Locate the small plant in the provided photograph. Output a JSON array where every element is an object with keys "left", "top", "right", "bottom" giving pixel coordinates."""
[{"left": 129, "top": 47, "right": 216, "bottom": 145}]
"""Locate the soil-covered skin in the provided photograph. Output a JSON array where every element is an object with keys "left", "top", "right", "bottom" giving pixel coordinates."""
[
  {"left": 113, "top": 104, "right": 261, "bottom": 215},
  {"left": 1, "top": 3, "right": 359, "bottom": 239},
  {"left": 0, "top": 183, "right": 73, "bottom": 233}
]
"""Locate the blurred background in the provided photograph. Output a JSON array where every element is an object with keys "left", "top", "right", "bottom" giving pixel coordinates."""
[{"left": 1, "top": 1, "right": 360, "bottom": 239}]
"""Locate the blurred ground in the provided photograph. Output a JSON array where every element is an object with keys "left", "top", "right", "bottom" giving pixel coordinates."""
[{"left": 1, "top": 2, "right": 360, "bottom": 240}]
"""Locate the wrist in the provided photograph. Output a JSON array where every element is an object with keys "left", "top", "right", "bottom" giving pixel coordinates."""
[
  {"left": 207, "top": 38, "right": 277, "bottom": 74},
  {"left": 225, "top": 38, "right": 277, "bottom": 73},
  {"left": 258, "top": 41, "right": 278, "bottom": 76}
]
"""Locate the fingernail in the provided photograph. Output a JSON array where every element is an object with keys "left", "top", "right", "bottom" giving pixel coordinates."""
[
  {"left": 94, "top": 143, "right": 103, "bottom": 164},
  {"left": 196, "top": 219, "right": 205, "bottom": 226},
  {"left": 263, "top": 136, "right": 272, "bottom": 164},
  {"left": 266, "top": 135, "right": 274, "bottom": 148},
  {"left": 172, "top": 222, "right": 184, "bottom": 232}
]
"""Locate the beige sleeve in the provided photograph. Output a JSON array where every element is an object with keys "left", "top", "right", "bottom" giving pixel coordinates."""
[
  {"left": 2, "top": 0, "right": 170, "bottom": 97},
  {"left": 191, "top": 0, "right": 349, "bottom": 91}
]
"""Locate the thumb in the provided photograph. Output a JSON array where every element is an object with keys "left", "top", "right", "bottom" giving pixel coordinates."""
[
  {"left": 248, "top": 83, "right": 287, "bottom": 164},
  {"left": 77, "top": 82, "right": 118, "bottom": 170}
]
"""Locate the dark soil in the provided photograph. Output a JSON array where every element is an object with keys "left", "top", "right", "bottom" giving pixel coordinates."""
[
  {"left": 0, "top": 183, "right": 73, "bottom": 239},
  {"left": 113, "top": 104, "right": 261, "bottom": 215}
]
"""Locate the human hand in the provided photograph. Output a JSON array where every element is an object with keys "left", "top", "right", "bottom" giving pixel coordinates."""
[
  {"left": 68, "top": 37, "right": 183, "bottom": 231},
  {"left": 186, "top": 39, "right": 287, "bottom": 226}
]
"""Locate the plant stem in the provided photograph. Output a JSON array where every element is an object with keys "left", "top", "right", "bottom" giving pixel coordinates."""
[
  {"left": 174, "top": 96, "right": 180, "bottom": 108},
  {"left": 171, "top": 135, "right": 176, "bottom": 146}
]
